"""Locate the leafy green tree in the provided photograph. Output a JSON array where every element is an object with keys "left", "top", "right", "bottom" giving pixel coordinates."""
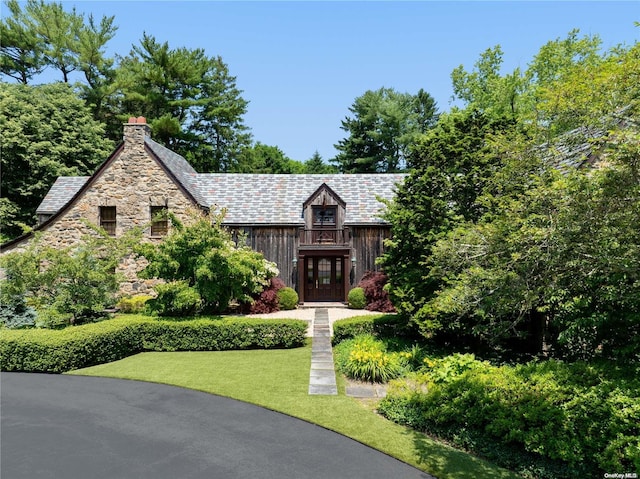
[
  {"left": 379, "top": 109, "right": 512, "bottom": 321},
  {"left": 451, "top": 45, "right": 526, "bottom": 119},
  {"left": 115, "top": 33, "right": 251, "bottom": 172},
  {"left": 232, "top": 142, "right": 305, "bottom": 173},
  {"left": 332, "top": 87, "right": 438, "bottom": 173},
  {"left": 423, "top": 146, "right": 640, "bottom": 361},
  {"left": 139, "top": 211, "right": 278, "bottom": 313},
  {"left": 21, "top": 0, "right": 83, "bottom": 82},
  {"left": 1, "top": 0, "right": 118, "bottom": 121},
  {"left": 304, "top": 150, "right": 337, "bottom": 174},
  {"left": 0, "top": 82, "right": 114, "bottom": 240},
  {"left": 451, "top": 29, "right": 605, "bottom": 133}
]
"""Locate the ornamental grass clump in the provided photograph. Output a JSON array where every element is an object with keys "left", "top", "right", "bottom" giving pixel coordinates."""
[{"left": 336, "top": 334, "right": 403, "bottom": 383}]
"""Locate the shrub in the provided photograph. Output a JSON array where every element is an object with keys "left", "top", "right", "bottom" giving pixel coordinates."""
[
  {"left": 146, "top": 281, "right": 202, "bottom": 317},
  {"left": 250, "top": 278, "right": 285, "bottom": 314},
  {"left": 332, "top": 314, "right": 416, "bottom": 345},
  {"left": 277, "top": 287, "right": 298, "bottom": 310},
  {"left": 0, "top": 315, "right": 308, "bottom": 373},
  {"left": 0, "top": 317, "right": 146, "bottom": 373},
  {"left": 347, "top": 287, "right": 366, "bottom": 309},
  {"left": 358, "top": 271, "right": 395, "bottom": 312},
  {"left": 139, "top": 211, "right": 278, "bottom": 313},
  {"left": 0, "top": 233, "right": 126, "bottom": 326},
  {"left": 117, "top": 295, "right": 153, "bottom": 314},
  {"left": 334, "top": 334, "right": 404, "bottom": 383},
  {"left": 378, "top": 359, "right": 640, "bottom": 478},
  {"left": 0, "top": 301, "right": 36, "bottom": 329},
  {"left": 141, "top": 317, "right": 307, "bottom": 351}
]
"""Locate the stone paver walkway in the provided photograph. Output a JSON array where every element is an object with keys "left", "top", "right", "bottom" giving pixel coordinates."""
[{"left": 308, "top": 308, "right": 338, "bottom": 395}]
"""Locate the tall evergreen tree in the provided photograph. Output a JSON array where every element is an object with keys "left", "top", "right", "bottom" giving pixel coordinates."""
[
  {"left": 115, "top": 33, "right": 251, "bottom": 172},
  {"left": 332, "top": 87, "right": 438, "bottom": 173},
  {"left": 304, "top": 151, "right": 337, "bottom": 174}
]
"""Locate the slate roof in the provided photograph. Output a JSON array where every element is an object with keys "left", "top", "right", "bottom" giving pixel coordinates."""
[
  {"left": 36, "top": 176, "right": 90, "bottom": 214},
  {"left": 195, "top": 174, "right": 406, "bottom": 225},
  {"left": 540, "top": 126, "right": 606, "bottom": 174},
  {"left": 145, "top": 138, "right": 207, "bottom": 206},
  {"left": 34, "top": 151, "right": 406, "bottom": 225}
]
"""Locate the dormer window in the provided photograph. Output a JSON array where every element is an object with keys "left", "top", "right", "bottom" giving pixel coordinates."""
[{"left": 313, "top": 206, "right": 336, "bottom": 227}]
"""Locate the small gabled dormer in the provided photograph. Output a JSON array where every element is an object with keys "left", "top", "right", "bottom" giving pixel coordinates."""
[{"left": 300, "top": 183, "right": 347, "bottom": 245}]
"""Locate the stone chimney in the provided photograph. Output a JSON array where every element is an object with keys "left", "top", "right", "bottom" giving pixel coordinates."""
[{"left": 123, "top": 116, "right": 151, "bottom": 152}]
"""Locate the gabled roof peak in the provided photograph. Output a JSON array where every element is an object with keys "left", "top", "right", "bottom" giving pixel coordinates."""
[{"left": 303, "top": 182, "right": 346, "bottom": 209}]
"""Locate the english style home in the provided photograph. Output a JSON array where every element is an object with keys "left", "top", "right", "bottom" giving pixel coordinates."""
[{"left": 2, "top": 118, "right": 406, "bottom": 303}]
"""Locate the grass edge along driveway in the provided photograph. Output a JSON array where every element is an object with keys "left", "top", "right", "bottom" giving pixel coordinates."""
[{"left": 69, "top": 346, "right": 518, "bottom": 479}]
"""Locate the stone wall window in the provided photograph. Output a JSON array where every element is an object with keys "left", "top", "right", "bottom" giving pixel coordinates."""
[
  {"left": 99, "top": 206, "right": 116, "bottom": 236},
  {"left": 150, "top": 206, "right": 168, "bottom": 236}
]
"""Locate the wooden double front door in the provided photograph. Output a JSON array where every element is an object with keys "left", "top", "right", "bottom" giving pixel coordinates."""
[{"left": 304, "top": 256, "right": 345, "bottom": 302}]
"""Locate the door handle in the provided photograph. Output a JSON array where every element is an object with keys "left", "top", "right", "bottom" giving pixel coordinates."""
[{"left": 316, "top": 280, "right": 318, "bottom": 288}]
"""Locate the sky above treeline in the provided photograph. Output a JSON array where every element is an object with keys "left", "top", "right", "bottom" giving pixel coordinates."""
[{"left": 26, "top": 1, "right": 640, "bottom": 163}]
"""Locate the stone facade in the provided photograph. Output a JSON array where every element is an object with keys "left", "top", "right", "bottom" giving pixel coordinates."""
[{"left": 2, "top": 118, "right": 198, "bottom": 295}]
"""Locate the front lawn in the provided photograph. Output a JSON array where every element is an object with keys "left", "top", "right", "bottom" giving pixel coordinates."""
[{"left": 70, "top": 346, "right": 518, "bottom": 479}]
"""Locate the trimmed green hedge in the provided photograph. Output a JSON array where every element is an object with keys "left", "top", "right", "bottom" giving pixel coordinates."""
[
  {"left": 0, "top": 315, "right": 308, "bottom": 373},
  {"left": 332, "top": 314, "right": 414, "bottom": 345}
]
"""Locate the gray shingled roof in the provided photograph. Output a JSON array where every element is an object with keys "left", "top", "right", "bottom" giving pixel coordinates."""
[
  {"left": 145, "top": 138, "right": 207, "bottom": 205},
  {"left": 540, "top": 126, "right": 606, "bottom": 174},
  {"left": 34, "top": 168, "right": 405, "bottom": 226},
  {"left": 195, "top": 174, "right": 406, "bottom": 224},
  {"left": 36, "top": 176, "right": 89, "bottom": 214}
]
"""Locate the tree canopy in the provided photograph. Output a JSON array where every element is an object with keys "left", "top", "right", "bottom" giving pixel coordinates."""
[
  {"left": 0, "top": 82, "right": 114, "bottom": 241},
  {"left": 332, "top": 87, "right": 438, "bottom": 173},
  {"left": 381, "top": 31, "right": 640, "bottom": 360}
]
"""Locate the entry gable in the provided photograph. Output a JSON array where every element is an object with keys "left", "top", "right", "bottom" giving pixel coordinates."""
[
  {"left": 303, "top": 183, "right": 346, "bottom": 210},
  {"left": 302, "top": 183, "right": 346, "bottom": 231}
]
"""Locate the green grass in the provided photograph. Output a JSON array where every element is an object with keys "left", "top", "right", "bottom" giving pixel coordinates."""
[{"left": 69, "top": 345, "right": 519, "bottom": 479}]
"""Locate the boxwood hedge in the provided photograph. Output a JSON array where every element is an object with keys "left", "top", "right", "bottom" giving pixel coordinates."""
[
  {"left": 332, "top": 314, "right": 416, "bottom": 345},
  {"left": 0, "top": 315, "right": 307, "bottom": 373}
]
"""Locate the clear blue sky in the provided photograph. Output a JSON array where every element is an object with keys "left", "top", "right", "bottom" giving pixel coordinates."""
[{"left": 25, "top": 1, "right": 640, "bottom": 162}]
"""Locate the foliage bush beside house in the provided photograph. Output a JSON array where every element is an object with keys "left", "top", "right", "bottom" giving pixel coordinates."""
[
  {"left": 378, "top": 359, "right": 640, "bottom": 478},
  {"left": 0, "top": 229, "right": 134, "bottom": 328},
  {"left": 0, "top": 316, "right": 307, "bottom": 373},
  {"left": 138, "top": 211, "right": 278, "bottom": 315}
]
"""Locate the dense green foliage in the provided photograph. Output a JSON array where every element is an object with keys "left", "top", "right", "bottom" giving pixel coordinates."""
[
  {"left": 378, "top": 358, "right": 640, "bottom": 478},
  {"left": 277, "top": 287, "right": 299, "bottom": 310},
  {"left": 115, "top": 295, "right": 153, "bottom": 314},
  {"left": 0, "top": 231, "right": 133, "bottom": 327},
  {"left": 347, "top": 287, "right": 366, "bottom": 309},
  {"left": 380, "top": 31, "right": 640, "bottom": 361},
  {"left": 0, "top": 315, "right": 307, "bottom": 373},
  {"left": 334, "top": 334, "right": 405, "bottom": 383},
  {"left": 332, "top": 314, "right": 416, "bottom": 345},
  {"left": 0, "top": 82, "right": 113, "bottom": 240},
  {"left": 146, "top": 281, "right": 202, "bottom": 317},
  {"left": 139, "top": 211, "right": 278, "bottom": 314},
  {"left": 332, "top": 87, "right": 438, "bottom": 172},
  {"left": 379, "top": 109, "right": 512, "bottom": 323},
  {"left": 115, "top": 33, "right": 251, "bottom": 172}
]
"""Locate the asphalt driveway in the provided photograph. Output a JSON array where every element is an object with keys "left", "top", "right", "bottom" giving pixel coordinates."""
[{"left": 1, "top": 373, "right": 433, "bottom": 479}]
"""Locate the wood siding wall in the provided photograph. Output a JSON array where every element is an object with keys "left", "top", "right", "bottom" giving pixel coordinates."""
[
  {"left": 231, "top": 224, "right": 391, "bottom": 294},
  {"left": 350, "top": 226, "right": 391, "bottom": 284},
  {"left": 232, "top": 226, "right": 299, "bottom": 288}
]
